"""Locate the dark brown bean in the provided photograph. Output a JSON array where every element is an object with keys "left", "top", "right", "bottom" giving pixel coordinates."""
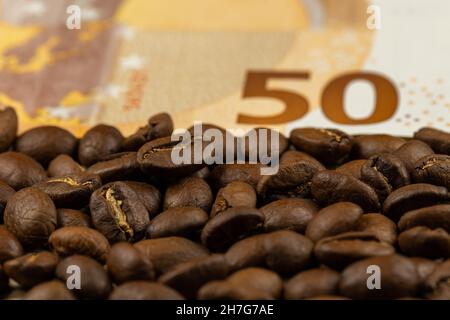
[
  {"left": 0, "top": 225, "right": 23, "bottom": 263},
  {"left": 164, "top": 177, "right": 213, "bottom": 212},
  {"left": 355, "top": 213, "right": 397, "bottom": 244},
  {"left": 109, "top": 281, "right": 183, "bottom": 300},
  {"left": 86, "top": 152, "right": 140, "bottom": 183},
  {"left": 424, "top": 259, "right": 450, "bottom": 300},
  {"left": 398, "top": 204, "right": 450, "bottom": 233},
  {"left": 0, "top": 107, "right": 17, "bottom": 152},
  {"left": 211, "top": 181, "right": 256, "bottom": 217},
  {"left": 0, "top": 180, "right": 15, "bottom": 222},
  {"left": 284, "top": 267, "right": 340, "bottom": 300},
  {"left": 23, "top": 280, "right": 76, "bottom": 300},
  {"left": 414, "top": 127, "right": 450, "bottom": 155},
  {"left": 335, "top": 159, "right": 366, "bottom": 180},
  {"left": 352, "top": 134, "right": 406, "bottom": 159},
  {"left": 393, "top": 139, "right": 434, "bottom": 173},
  {"left": 123, "top": 181, "right": 161, "bottom": 218},
  {"left": 48, "top": 154, "right": 84, "bottom": 178},
  {"left": 398, "top": 226, "right": 450, "bottom": 259},
  {"left": 208, "top": 163, "right": 263, "bottom": 190},
  {"left": 0, "top": 152, "right": 47, "bottom": 190},
  {"left": 56, "top": 208, "right": 91, "bottom": 228},
  {"left": 413, "top": 154, "right": 450, "bottom": 189}
]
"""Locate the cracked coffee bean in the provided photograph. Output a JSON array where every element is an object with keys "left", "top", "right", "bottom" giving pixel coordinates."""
[
  {"left": 393, "top": 139, "right": 434, "bottom": 173},
  {"left": 122, "top": 181, "right": 161, "bottom": 218},
  {"left": 211, "top": 181, "right": 256, "bottom": 217},
  {"left": 413, "top": 154, "right": 450, "bottom": 189}
]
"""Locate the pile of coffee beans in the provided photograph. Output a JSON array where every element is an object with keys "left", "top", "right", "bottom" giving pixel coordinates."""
[{"left": 0, "top": 106, "right": 449, "bottom": 300}]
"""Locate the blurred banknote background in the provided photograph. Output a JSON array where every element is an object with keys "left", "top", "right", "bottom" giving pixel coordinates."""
[{"left": 0, "top": 0, "right": 449, "bottom": 136}]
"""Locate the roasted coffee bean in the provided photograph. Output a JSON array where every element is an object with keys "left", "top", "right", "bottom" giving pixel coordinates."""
[
  {"left": 335, "top": 159, "right": 366, "bottom": 180},
  {"left": 305, "top": 202, "right": 363, "bottom": 242},
  {"left": 398, "top": 226, "right": 450, "bottom": 259},
  {"left": 201, "top": 207, "right": 264, "bottom": 250},
  {"left": 49, "top": 226, "right": 110, "bottom": 263},
  {"left": 290, "top": 128, "right": 353, "bottom": 165},
  {"left": 352, "top": 134, "right": 406, "bottom": 159},
  {"left": 0, "top": 107, "right": 18, "bottom": 152},
  {"left": 354, "top": 213, "right": 397, "bottom": 244},
  {"left": 135, "top": 237, "right": 209, "bottom": 276},
  {"left": 339, "top": 255, "right": 419, "bottom": 299},
  {"left": 257, "top": 151, "right": 325, "bottom": 201},
  {"left": 0, "top": 265, "right": 8, "bottom": 294},
  {"left": 0, "top": 225, "right": 23, "bottom": 263},
  {"left": 78, "top": 124, "right": 124, "bottom": 166},
  {"left": 0, "top": 180, "right": 15, "bottom": 222},
  {"left": 191, "top": 166, "right": 210, "bottom": 180},
  {"left": 410, "top": 257, "right": 438, "bottom": 289},
  {"left": 4, "top": 187, "right": 56, "bottom": 247},
  {"left": 137, "top": 136, "right": 207, "bottom": 177},
  {"left": 147, "top": 207, "right": 208, "bottom": 239},
  {"left": 86, "top": 152, "right": 140, "bottom": 183},
  {"left": 48, "top": 154, "right": 84, "bottom": 178},
  {"left": 424, "top": 259, "right": 450, "bottom": 300},
  {"left": 56, "top": 255, "right": 112, "bottom": 299},
  {"left": 122, "top": 113, "right": 174, "bottom": 151},
  {"left": 414, "top": 127, "right": 450, "bottom": 155},
  {"left": 311, "top": 170, "right": 380, "bottom": 212},
  {"left": 208, "top": 163, "right": 263, "bottom": 190},
  {"left": 260, "top": 198, "right": 318, "bottom": 233},
  {"left": 23, "top": 280, "right": 76, "bottom": 300},
  {"left": 284, "top": 267, "right": 340, "bottom": 300},
  {"left": 211, "top": 181, "right": 256, "bottom": 217},
  {"left": 413, "top": 154, "right": 450, "bottom": 189},
  {"left": 36, "top": 173, "right": 101, "bottom": 208},
  {"left": 314, "top": 232, "right": 395, "bottom": 269},
  {"left": 109, "top": 281, "right": 184, "bottom": 300},
  {"left": 90, "top": 181, "right": 149, "bottom": 243},
  {"left": 56, "top": 208, "right": 92, "bottom": 228},
  {"left": 107, "top": 242, "right": 155, "bottom": 284},
  {"left": 0, "top": 152, "right": 47, "bottom": 190},
  {"left": 159, "top": 254, "right": 229, "bottom": 299},
  {"left": 15, "top": 126, "right": 77, "bottom": 166},
  {"left": 198, "top": 267, "right": 282, "bottom": 300},
  {"left": 164, "top": 177, "right": 213, "bottom": 212},
  {"left": 360, "top": 153, "right": 410, "bottom": 202},
  {"left": 383, "top": 183, "right": 450, "bottom": 221},
  {"left": 122, "top": 181, "right": 161, "bottom": 218},
  {"left": 4, "top": 251, "right": 59, "bottom": 288},
  {"left": 393, "top": 139, "right": 434, "bottom": 173},
  {"left": 398, "top": 204, "right": 450, "bottom": 233},
  {"left": 244, "top": 127, "right": 288, "bottom": 161},
  {"left": 225, "top": 230, "right": 313, "bottom": 276}
]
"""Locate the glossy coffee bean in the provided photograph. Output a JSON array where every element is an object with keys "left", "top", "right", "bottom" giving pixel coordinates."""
[
  {"left": 123, "top": 181, "right": 161, "bottom": 218},
  {"left": 335, "top": 159, "right": 366, "bottom": 180},
  {"left": 0, "top": 152, "right": 47, "bottom": 190},
  {"left": 305, "top": 202, "right": 363, "bottom": 242},
  {"left": 78, "top": 124, "right": 124, "bottom": 166},
  {"left": 109, "top": 281, "right": 184, "bottom": 300},
  {"left": 201, "top": 207, "right": 264, "bottom": 250},
  {"left": 159, "top": 254, "right": 229, "bottom": 299},
  {"left": 4, "top": 187, "right": 57, "bottom": 247},
  {"left": 211, "top": 181, "right": 256, "bottom": 217},
  {"left": 49, "top": 226, "right": 110, "bottom": 263},
  {"left": 56, "top": 255, "right": 112, "bottom": 299},
  {"left": 23, "top": 280, "right": 76, "bottom": 300},
  {"left": 414, "top": 127, "right": 450, "bottom": 155},
  {"left": 398, "top": 204, "right": 450, "bottom": 233},
  {"left": 354, "top": 213, "right": 397, "bottom": 244},
  {"left": 48, "top": 154, "right": 84, "bottom": 178},
  {"left": 4, "top": 251, "right": 59, "bottom": 288},
  {"left": 393, "top": 139, "right": 434, "bottom": 173},
  {"left": 86, "top": 152, "right": 140, "bottom": 183},
  {"left": 147, "top": 207, "right": 208, "bottom": 239},
  {"left": 398, "top": 226, "right": 450, "bottom": 259},
  {"left": 90, "top": 181, "right": 149, "bottom": 243},
  {"left": 135, "top": 237, "right": 209, "bottom": 276},
  {"left": 290, "top": 128, "right": 353, "bottom": 165},
  {"left": 0, "top": 180, "right": 15, "bottom": 222},
  {"left": 15, "top": 126, "right": 77, "bottom": 166},
  {"left": 339, "top": 255, "right": 419, "bottom": 299},
  {"left": 260, "top": 198, "right": 318, "bottom": 233},
  {"left": 424, "top": 259, "right": 450, "bottom": 300},
  {"left": 284, "top": 267, "right": 340, "bottom": 300},
  {"left": 413, "top": 154, "right": 450, "bottom": 189},
  {"left": 208, "top": 163, "right": 263, "bottom": 190},
  {"left": 198, "top": 267, "right": 282, "bottom": 300},
  {"left": 107, "top": 242, "right": 155, "bottom": 284},
  {"left": 352, "top": 134, "right": 406, "bottom": 159},
  {"left": 311, "top": 170, "right": 380, "bottom": 212},
  {"left": 56, "top": 208, "right": 91, "bottom": 228},
  {"left": 164, "top": 177, "right": 213, "bottom": 212},
  {"left": 0, "top": 107, "right": 18, "bottom": 152},
  {"left": 0, "top": 225, "right": 23, "bottom": 263}
]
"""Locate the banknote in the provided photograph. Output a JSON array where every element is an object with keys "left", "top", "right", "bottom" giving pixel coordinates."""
[{"left": 0, "top": 0, "right": 449, "bottom": 136}]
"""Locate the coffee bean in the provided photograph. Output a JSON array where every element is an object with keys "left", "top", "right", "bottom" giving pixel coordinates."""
[
  {"left": 0, "top": 226, "right": 23, "bottom": 263},
  {"left": 49, "top": 226, "right": 110, "bottom": 262},
  {"left": 159, "top": 254, "right": 229, "bottom": 299},
  {"left": 354, "top": 213, "right": 397, "bottom": 244},
  {"left": 335, "top": 159, "right": 366, "bottom": 180},
  {"left": 414, "top": 127, "right": 450, "bottom": 155},
  {"left": 290, "top": 128, "right": 353, "bottom": 165},
  {"left": 147, "top": 207, "right": 208, "bottom": 239},
  {"left": 198, "top": 267, "right": 283, "bottom": 300},
  {"left": 90, "top": 181, "right": 149, "bottom": 243},
  {"left": 260, "top": 198, "right": 318, "bottom": 233},
  {"left": 190, "top": 166, "right": 210, "bottom": 180},
  {"left": 4, "top": 251, "right": 59, "bottom": 288},
  {"left": 107, "top": 242, "right": 155, "bottom": 284},
  {"left": 305, "top": 202, "right": 363, "bottom": 242},
  {"left": 424, "top": 259, "right": 450, "bottom": 300},
  {"left": 78, "top": 124, "right": 124, "bottom": 166},
  {"left": 244, "top": 127, "right": 288, "bottom": 161},
  {"left": 164, "top": 177, "right": 213, "bottom": 212},
  {"left": 109, "top": 281, "right": 184, "bottom": 300},
  {"left": 56, "top": 255, "right": 112, "bottom": 299},
  {"left": 0, "top": 107, "right": 18, "bottom": 152},
  {"left": 122, "top": 181, "right": 161, "bottom": 218},
  {"left": 398, "top": 204, "right": 450, "bottom": 233},
  {"left": 122, "top": 113, "right": 174, "bottom": 151},
  {"left": 393, "top": 139, "right": 434, "bottom": 173},
  {"left": 0, "top": 265, "right": 9, "bottom": 294},
  {"left": 0, "top": 152, "right": 47, "bottom": 190},
  {"left": 15, "top": 126, "right": 77, "bottom": 166},
  {"left": 56, "top": 208, "right": 92, "bottom": 228},
  {"left": 410, "top": 257, "right": 438, "bottom": 289},
  {"left": 134, "top": 237, "right": 209, "bottom": 276},
  {"left": 86, "top": 152, "right": 140, "bottom": 183},
  {"left": 48, "top": 154, "right": 84, "bottom": 178},
  {"left": 201, "top": 207, "right": 264, "bottom": 250},
  {"left": 23, "top": 280, "right": 76, "bottom": 300},
  {"left": 208, "top": 163, "right": 263, "bottom": 190},
  {"left": 398, "top": 226, "right": 450, "bottom": 259},
  {"left": 0, "top": 181, "right": 15, "bottom": 222},
  {"left": 339, "top": 255, "right": 419, "bottom": 299},
  {"left": 352, "top": 134, "right": 406, "bottom": 159},
  {"left": 284, "top": 267, "right": 340, "bottom": 300},
  {"left": 383, "top": 183, "right": 450, "bottom": 221},
  {"left": 413, "top": 154, "right": 450, "bottom": 189},
  {"left": 311, "top": 170, "right": 380, "bottom": 212},
  {"left": 4, "top": 187, "right": 56, "bottom": 247},
  {"left": 211, "top": 181, "right": 256, "bottom": 217},
  {"left": 36, "top": 173, "right": 101, "bottom": 208}
]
